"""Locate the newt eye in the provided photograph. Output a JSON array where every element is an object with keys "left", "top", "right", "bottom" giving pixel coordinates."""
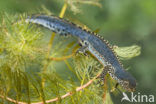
[{"left": 84, "top": 41, "right": 88, "bottom": 45}]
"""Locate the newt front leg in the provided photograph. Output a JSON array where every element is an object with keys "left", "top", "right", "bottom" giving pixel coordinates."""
[{"left": 76, "top": 39, "right": 89, "bottom": 56}]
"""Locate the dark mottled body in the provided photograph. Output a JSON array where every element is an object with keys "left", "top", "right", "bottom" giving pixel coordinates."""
[{"left": 26, "top": 15, "right": 136, "bottom": 92}]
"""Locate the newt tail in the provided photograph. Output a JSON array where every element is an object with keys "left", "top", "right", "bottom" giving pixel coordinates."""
[{"left": 26, "top": 15, "right": 136, "bottom": 92}]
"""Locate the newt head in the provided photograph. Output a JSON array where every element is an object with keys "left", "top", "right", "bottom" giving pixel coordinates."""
[
  {"left": 118, "top": 72, "right": 136, "bottom": 92},
  {"left": 121, "top": 80, "right": 136, "bottom": 92}
]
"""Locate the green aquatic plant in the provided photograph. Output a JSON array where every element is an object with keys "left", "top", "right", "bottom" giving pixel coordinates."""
[{"left": 0, "top": 1, "right": 141, "bottom": 104}]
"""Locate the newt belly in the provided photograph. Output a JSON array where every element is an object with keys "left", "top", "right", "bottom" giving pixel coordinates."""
[{"left": 26, "top": 15, "right": 136, "bottom": 92}]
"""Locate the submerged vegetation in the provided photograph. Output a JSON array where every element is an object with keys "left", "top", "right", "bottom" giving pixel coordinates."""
[{"left": 0, "top": 0, "right": 141, "bottom": 104}]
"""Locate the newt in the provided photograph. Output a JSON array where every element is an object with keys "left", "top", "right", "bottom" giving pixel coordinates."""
[{"left": 26, "top": 15, "right": 136, "bottom": 92}]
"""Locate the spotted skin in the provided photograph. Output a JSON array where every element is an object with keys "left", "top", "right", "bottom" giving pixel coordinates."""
[{"left": 26, "top": 15, "right": 136, "bottom": 92}]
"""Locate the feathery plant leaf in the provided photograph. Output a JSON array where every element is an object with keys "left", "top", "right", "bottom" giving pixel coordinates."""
[
  {"left": 65, "top": 0, "right": 101, "bottom": 14},
  {"left": 0, "top": 13, "right": 46, "bottom": 72},
  {"left": 114, "top": 45, "right": 141, "bottom": 60}
]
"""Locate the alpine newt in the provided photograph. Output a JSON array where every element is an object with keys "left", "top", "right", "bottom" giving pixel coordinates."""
[{"left": 26, "top": 15, "right": 136, "bottom": 92}]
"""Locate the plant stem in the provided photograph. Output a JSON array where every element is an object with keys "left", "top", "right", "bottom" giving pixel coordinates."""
[{"left": 41, "top": 3, "right": 68, "bottom": 87}]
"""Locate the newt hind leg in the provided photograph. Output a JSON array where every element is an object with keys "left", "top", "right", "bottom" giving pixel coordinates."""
[{"left": 97, "top": 65, "right": 110, "bottom": 86}]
